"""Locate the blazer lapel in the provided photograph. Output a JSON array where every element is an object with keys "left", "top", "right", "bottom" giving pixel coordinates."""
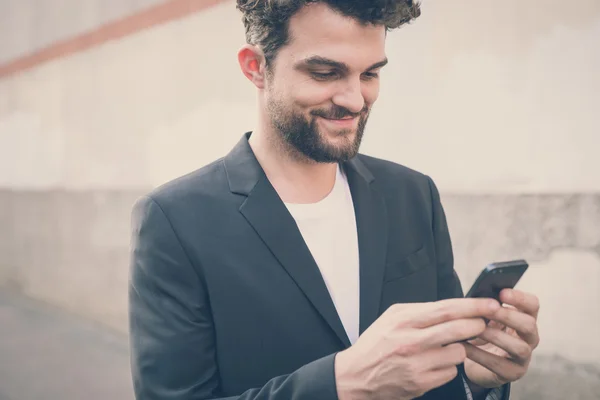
[
  {"left": 343, "top": 158, "right": 389, "bottom": 335},
  {"left": 224, "top": 133, "right": 351, "bottom": 348}
]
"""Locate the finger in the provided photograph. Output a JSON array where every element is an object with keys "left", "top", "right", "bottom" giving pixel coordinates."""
[
  {"left": 416, "top": 343, "right": 467, "bottom": 370},
  {"left": 478, "top": 327, "right": 532, "bottom": 364},
  {"left": 490, "top": 306, "right": 539, "bottom": 347},
  {"left": 467, "top": 337, "right": 489, "bottom": 346},
  {"left": 393, "top": 298, "right": 500, "bottom": 329},
  {"left": 464, "top": 343, "right": 525, "bottom": 383},
  {"left": 470, "top": 319, "right": 506, "bottom": 345},
  {"left": 500, "top": 289, "right": 540, "bottom": 319},
  {"left": 420, "top": 318, "right": 487, "bottom": 347},
  {"left": 488, "top": 319, "right": 506, "bottom": 331}
]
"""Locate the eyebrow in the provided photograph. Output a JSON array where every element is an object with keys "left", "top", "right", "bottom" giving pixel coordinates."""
[{"left": 295, "top": 56, "right": 388, "bottom": 73}]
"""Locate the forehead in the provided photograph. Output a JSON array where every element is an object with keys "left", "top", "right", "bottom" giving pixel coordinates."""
[{"left": 280, "top": 3, "right": 387, "bottom": 69}]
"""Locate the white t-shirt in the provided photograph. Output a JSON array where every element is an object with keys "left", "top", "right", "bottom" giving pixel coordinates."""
[{"left": 284, "top": 165, "right": 360, "bottom": 344}]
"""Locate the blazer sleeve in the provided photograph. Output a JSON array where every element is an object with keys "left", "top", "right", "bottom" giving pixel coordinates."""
[
  {"left": 128, "top": 195, "right": 339, "bottom": 400},
  {"left": 426, "top": 176, "right": 464, "bottom": 300}
]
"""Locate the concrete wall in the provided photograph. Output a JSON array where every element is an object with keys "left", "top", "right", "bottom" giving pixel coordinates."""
[
  {"left": 0, "top": 0, "right": 166, "bottom": 64},
  {"left": 0, "top": 0, "right": 599, "bottom": 398}
]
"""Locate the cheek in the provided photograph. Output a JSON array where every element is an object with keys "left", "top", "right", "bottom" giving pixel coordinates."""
[
  {"left": 289, "top": 80, "right": 336, "bottom": 108},
  {"left": 293, "top": 80, "right": 381, "bottom": 109},
  {"left": 281, "top": 78, "right": 381, "bottom": 110}
]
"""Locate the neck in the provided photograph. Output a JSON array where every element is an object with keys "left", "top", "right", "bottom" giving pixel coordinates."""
[{"left": 249, "top": 121, "right": 338, "bottom": 204}]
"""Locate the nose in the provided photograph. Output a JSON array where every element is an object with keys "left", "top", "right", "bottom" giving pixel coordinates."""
[{"left": 332, "top": 79, "right": 365, "bottom": 115}]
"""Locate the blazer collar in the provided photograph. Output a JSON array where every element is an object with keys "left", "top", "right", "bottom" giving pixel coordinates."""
[
  {"left": 224, "top": 132, "right": 374, "bottom": 195},
  {"left": 223, "top": 132, "right": 387, "bottom": 346}
]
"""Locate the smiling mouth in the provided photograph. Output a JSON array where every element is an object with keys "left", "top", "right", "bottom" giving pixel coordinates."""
[{"left": 319, "top": 116, "right": 358, "bottom": 128}]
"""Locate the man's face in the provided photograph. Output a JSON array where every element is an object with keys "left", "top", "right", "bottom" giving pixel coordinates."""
[{"left": 264, "top": 3, "right": 387, "bottom": 163}]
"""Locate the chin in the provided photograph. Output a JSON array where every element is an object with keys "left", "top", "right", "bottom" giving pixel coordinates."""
[
  {"left": 321, "top": 125, "right": 355, "bottom": 137},
  {"left": 323, "top": 130, "right": 356, "bottom": 146},
  {"left": 323, "top": 141, "right": 360, "bottom": 161}
]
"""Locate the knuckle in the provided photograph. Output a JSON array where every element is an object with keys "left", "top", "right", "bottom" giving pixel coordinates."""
[
  {"left": 391, "top": 303, "right": 406, "bottom": 313},
  {"left": 385, "top": 304, "right": 407, "bottom": 327},
  {"left": 522, "top": 319, "right": 537, "bottom": 336},
  {"left": 436, "top": 304, "right": 454, "bottom": 321},
  {"left": 390, "top": 304, "right": 411, "bottom": 325},
  {"left": 516, "top": 344, "right": 532, "bottom": 360},
  {"left": 396, "top": 339, "right": 421, "bottom": 357},
  {"left": 387, "top": 303, "right": 403, "bottom": 319}
]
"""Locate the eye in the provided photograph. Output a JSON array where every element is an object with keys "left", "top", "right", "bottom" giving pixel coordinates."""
[
  {"left": 310, "top": 71, "right": 339, "bottom": 81},
  {"left": 362, "top": 72, "right": 380, "bottom": 81}
]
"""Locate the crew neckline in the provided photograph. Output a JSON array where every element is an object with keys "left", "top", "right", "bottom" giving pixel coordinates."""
[{"left": 284, "top": 165, "right": 346, "bottom": 219}]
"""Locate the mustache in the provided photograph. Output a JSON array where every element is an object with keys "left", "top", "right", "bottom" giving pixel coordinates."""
[{"left": 311, "top": 105, "right": 368, "bottom": 120}]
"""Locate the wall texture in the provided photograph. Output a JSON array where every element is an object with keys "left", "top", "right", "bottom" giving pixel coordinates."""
[
  {"left": 0, "top": 0, "right": 167, "bottom": 65},
  {"left": 1, "top": 0, "right": 599, "bottom": 398}
]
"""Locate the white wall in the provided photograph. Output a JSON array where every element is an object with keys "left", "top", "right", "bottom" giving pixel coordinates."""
[
  {"left": 0, "top": 1, "right": 251, "bottom": 190},
  {"left": 365, "top": 0, "right": 600, "bottom": 194},
  {"left": 1, "top": 0, "right": 599, "bottom": 193}
]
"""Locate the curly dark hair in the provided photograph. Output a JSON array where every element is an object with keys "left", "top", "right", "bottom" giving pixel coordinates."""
[{"left": 237, "top": 0, "right": 421, "bottom": 68}]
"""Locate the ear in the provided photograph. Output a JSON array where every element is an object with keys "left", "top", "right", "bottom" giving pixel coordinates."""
[{"left": 238, "top": 44, "right": 267, "bottom": 89}]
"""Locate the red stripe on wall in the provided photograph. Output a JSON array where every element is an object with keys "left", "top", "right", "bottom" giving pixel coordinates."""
[{"left": 0, "top": 0, "right": 229, "bottom": 80}]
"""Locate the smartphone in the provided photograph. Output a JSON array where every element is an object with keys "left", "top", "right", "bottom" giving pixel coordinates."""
[
  {"left": 460, "top": 260, "right": 528, "bottom": 341},
  {"left": 465, "top": 259, "right": 529, "bottom": 301}
]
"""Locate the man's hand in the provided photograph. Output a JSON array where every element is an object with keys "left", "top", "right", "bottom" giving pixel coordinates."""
[
  {"left": 334, "top": 298, "right": 501, "bottom": 400},
  {"left": 463, "top": 289, "right": 541, "bottom": 389}
]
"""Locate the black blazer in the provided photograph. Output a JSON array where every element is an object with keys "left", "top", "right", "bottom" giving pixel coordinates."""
[{"left": 129, "top": 132, "right": 507, "bottom": 400}]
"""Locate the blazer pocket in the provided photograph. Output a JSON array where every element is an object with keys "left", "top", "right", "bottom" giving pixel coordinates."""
[{"left": 384, "top": 245, "right": 430, "bottom": 283}]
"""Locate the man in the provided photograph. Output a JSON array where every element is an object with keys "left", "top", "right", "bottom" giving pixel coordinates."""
[{"left": 129, "top": 1, "right": 541, "bottom": 399}]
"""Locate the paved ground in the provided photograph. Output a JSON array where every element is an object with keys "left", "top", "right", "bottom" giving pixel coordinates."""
[
  {"left": 1, "top": 290, "right": 599, "bottom": 400},
  {"left": 0, "top": 291, "right": 133, "bottom": 400}
]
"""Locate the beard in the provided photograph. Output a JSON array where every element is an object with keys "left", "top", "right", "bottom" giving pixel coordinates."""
[{"left": 266, "top": 96, "right": 369, "bottom": 163}]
